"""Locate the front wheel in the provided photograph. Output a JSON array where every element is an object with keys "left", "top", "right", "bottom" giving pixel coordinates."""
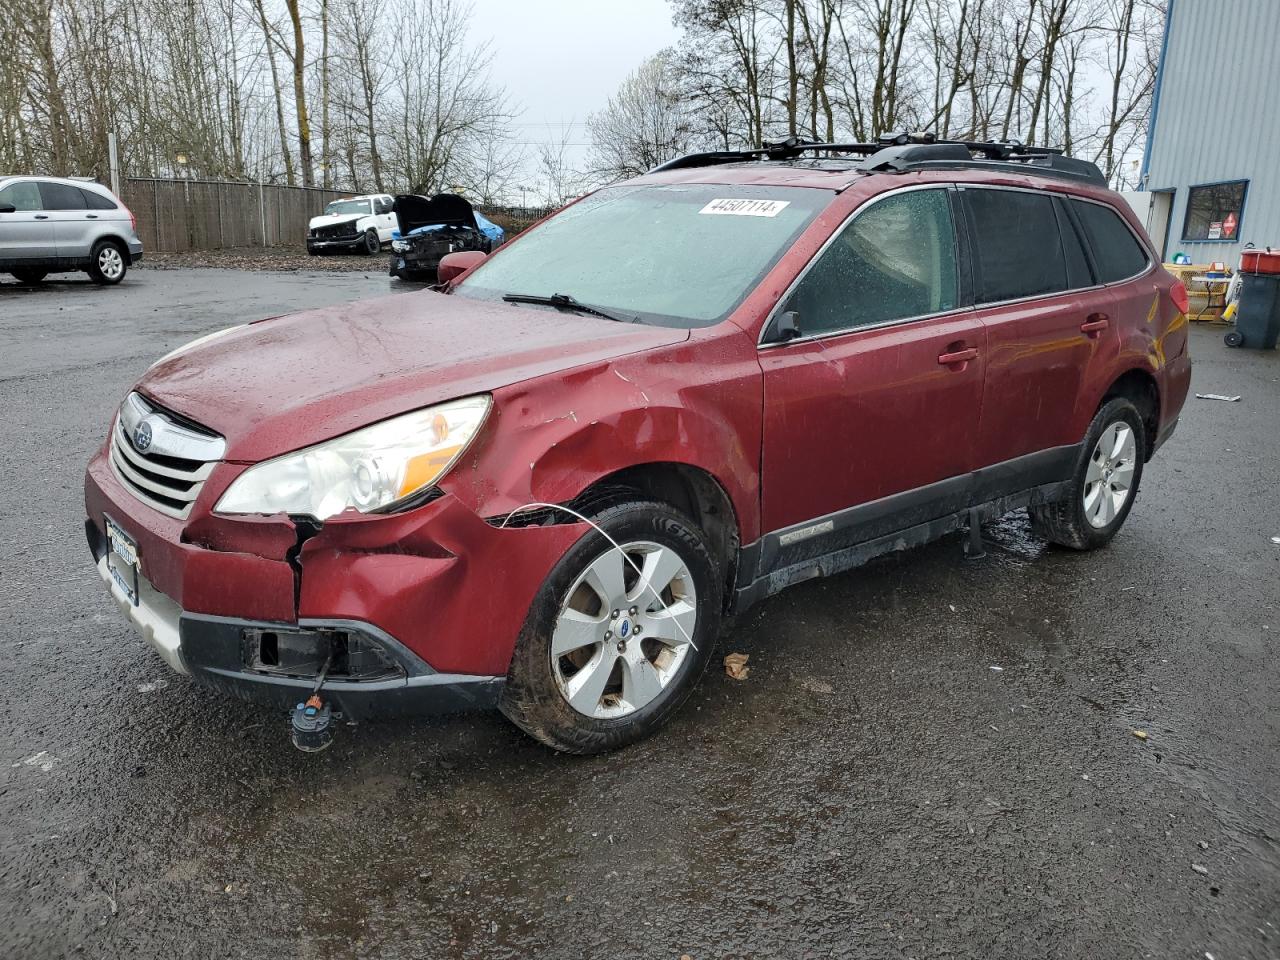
[
  {"left": 1029, "top": 397, "right": 1146, "bottom": 550},
  {"left": 500, "top": 500, "right": 723, "bottom": 754},
  {"left": 363, "top": 229, "right": 380, "bottom": 255},
  {"left": 87, "top": 240, "right": 127, "bottom": 284}
]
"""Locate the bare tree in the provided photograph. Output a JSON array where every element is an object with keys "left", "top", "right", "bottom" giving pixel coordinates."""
[{"left": 586, "top": 53, "right": 699, "bottom": 182}]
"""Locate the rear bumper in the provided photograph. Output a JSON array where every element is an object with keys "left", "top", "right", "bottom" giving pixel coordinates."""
[{"left": 127, "top": 239, "right": 143, "bottom": 261}]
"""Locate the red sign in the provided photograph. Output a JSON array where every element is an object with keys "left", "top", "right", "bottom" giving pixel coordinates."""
[{"left": 1223, "top": 211, "right": 1238, "bottom": 239}]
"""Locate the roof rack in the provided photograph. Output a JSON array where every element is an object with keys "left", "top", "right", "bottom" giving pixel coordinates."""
[{"left": 650, "top": 132, "right": 1108, "bottom": 187}]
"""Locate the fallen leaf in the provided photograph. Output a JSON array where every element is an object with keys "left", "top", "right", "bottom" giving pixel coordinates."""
[
  {"left": 723, "top": 652, "right": 750, "bottom": 681},
  {"left": 1132, "top": 729, "right": 1149, "bottom": 741}
]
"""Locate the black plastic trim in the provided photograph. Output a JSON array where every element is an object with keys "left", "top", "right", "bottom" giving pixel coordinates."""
[
  {"left": 731, "top": 444, "right": 1081, "bottom": 613},
  {"left": 178, "top": 614, "right": 503, "bottom": 720}
]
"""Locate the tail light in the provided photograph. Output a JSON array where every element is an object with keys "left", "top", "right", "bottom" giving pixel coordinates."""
[
  {"left": 122, "top": 203, "right": 137, "bottom": 232},
  {"left": 1170, "top": 279, "right": 1190, "bottom": 316}
]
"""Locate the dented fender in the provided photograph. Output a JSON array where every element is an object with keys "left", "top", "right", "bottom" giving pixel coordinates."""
[
  {"left": 295, "top": 493, "right": 586, "bottom": 675},
  {"left": 439, "top": 325, "right": 766, "bottom": 543}
]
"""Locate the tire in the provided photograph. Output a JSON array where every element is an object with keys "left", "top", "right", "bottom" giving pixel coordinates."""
[
  {"left": 11, "top": 269, "right": 47, "bottom": 284},
  {"left": 1224, "top": 330, "right": 1243, "bottom": 347},
  {"left": 1029, "top": 397, "right": 1146, "bottom": 550},
  {"left": 363, "top": 229, "right": 380, "bottom": 255},
  {"left": 87, "top": 240, "right": 127, "bottom": 284},
  {"left": 500, "top": 500, "right": 723, "bottom": 754}
]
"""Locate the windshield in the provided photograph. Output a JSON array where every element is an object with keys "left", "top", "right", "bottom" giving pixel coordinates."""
[
  {"left": 324, "top": 199, "right": 371, "bottom": 217},
  {"left": 455, "top": 183, "right": 830, "bottom": 328}
]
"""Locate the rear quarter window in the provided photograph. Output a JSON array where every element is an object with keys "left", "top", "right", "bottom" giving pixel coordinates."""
[
  {"left": 964, "top": 189, "right": 1068, "bottom": 303},
  {"left": 80, "top": 188, "right": 118, "bottom": 210},
  {"left": 1072, "top": 199, "right": 1149, "bottom": 283}
]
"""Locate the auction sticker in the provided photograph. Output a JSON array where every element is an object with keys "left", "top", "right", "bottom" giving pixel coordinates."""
[{"left": 699, "top": 198, "right": 791, "bottom": 217}]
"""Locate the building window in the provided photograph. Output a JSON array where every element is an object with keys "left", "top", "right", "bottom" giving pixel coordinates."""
[{"left": 1182, "top": 180, "right": 1247, "bottom": 241}]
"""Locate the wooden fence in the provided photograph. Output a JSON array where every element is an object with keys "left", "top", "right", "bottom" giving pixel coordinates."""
[
  {"left": 115, "top": 178, "right": 559, "bottom": 253},
  {"left": 118, "top": 178, "right": 350, "bottom": 253}
]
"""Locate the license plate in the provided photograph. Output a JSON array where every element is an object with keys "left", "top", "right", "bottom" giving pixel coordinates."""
[
  {"left": 104, "top": 515, "right": 140, "bottom": 606},
  {"left": 397, "top": 258, "right": 406, "bottom": 269}
]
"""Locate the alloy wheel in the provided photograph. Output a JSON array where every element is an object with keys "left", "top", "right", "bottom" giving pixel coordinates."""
[
  {"left": 98, "top": 246, "right": 124, "bottom": 280},
  {"left": 1083, "top": 421, "right": 1136, "bottom": 528},
  {"left": 551, "top": 540, "right": 698, "bottom": 719}
]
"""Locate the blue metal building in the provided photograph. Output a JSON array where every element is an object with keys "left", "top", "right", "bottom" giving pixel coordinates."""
[{"left": 1141, "top": 0, "right": 1280, "bottom": 263}]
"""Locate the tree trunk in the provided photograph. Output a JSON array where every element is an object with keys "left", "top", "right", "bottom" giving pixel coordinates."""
[{"left": 284, "top": 0, "right": 314, "bottom": 187}]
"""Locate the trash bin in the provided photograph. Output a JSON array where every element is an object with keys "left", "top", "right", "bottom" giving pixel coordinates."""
[{"left": 1228, "top": 273, "right": 1280, "bottom": 349}]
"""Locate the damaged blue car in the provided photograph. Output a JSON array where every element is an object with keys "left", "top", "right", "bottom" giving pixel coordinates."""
[{"left": 388, "top": 193, "right": 504, "bottom": 282}]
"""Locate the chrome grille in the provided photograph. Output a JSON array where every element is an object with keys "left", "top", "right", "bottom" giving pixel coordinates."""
[{"left": 108, "top": 393, "right": 224, "bottom": 520}]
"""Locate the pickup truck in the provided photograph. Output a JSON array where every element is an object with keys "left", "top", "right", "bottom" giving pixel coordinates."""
[{"left": 306, "top": 194, "right": 397, "bottom": 255}]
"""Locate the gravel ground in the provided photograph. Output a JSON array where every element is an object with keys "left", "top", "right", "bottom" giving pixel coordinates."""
[
  {"left": 1, "top": 270, "right": 1278, "bottom": 960},
  {"left": 138, "top": 245, "right": 395, "bottom": 273}
]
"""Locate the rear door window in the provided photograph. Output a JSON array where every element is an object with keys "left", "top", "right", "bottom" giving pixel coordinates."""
[
  {"left": 38, "top": 181, "right": 88, "bottom": 210},
  {"left": 778, "top": 187, "right": 958, "bottom": 337},
  {"left": 80, "top": 188, "right": 118, "bottom": 210},
  {"left": 1071, "top": 199, "right": 1149, "bottom": 283},
  {"left": 1054, "top": 199, "right": 1095, "bottom": 289},
  {"left": 963, "top": 189, "right": 1068, "bottom": 303},
  {"left": 0, "top": 181, "right": 43, "bottom": 210}
]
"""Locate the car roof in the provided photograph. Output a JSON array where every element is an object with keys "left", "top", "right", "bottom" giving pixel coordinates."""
[
  {"left": 0, "top": 174, "right": 117, "bottom": 196},
  {"left": 635, "top": 136, "right": 1112, "bottom": 197},
  {"left": 638, "top": 161, "right": 1121, "bottom": 204}
]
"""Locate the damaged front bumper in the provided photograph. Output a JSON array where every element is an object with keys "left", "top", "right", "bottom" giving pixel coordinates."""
[{"left": 84, "top": 446, "right": 585, "bottom": 718}]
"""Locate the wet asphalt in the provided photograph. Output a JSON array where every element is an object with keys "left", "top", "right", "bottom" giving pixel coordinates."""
[{"left": 1, "top": 268, "right": 1278, "bottom": 960}]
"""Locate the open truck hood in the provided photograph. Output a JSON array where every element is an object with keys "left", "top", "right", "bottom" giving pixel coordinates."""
[
  {"left": 393, "top": 193, "right": 478, "bottom": 236},
  {"left": 137, "top": 292, "right": 688, "bottom": 462}
]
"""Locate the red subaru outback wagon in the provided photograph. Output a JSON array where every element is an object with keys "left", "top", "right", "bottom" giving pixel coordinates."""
[{"left": 86, "top": 137, "right": 1191, "bottom": 753}]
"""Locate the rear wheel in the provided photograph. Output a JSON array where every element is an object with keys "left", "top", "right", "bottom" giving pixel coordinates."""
[
  {"left": 11, "top": 269, "right": 47, "bottom": 284},
  {"left": 1029, "top": 397, "right": 1146, "bottom": 550},
  {"left": 87, "top": 240, "right": 127, "bottom": 284},
  {"left": 363, "top": 229, "right": 380, "bottom": 255},
  {"left": 500, "top": 500, "right": 722, "bottom": 754}
]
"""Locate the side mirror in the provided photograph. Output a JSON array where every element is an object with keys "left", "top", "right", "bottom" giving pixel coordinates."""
[
  {"left": 0, "top": 204, "right": 16, "bottom": 214},
  {"left": 773, "top": 310, "right": 802, "bottom": 342},
  {"left": 437, "top": 250, "right": 486, "bottom": 285}
]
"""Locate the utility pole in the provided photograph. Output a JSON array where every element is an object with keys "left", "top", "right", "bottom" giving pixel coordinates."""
[{"left": 108, "top": 132, "right": 120, "bottom": 196}]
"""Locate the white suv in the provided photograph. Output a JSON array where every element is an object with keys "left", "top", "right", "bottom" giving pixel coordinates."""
[
  {"left": 306, "top": 194, "right": 397, "bottom": 255},
  {"left": 0, "top": 176, "right": 143, "bottom": 285}
]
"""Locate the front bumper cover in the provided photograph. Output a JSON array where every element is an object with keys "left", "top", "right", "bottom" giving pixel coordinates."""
[{"left": 89, "top": 524, "right": 501, "bottom": 718}]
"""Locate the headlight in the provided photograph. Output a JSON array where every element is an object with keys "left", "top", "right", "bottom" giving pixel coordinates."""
[
  {"left": 392, "top": 240, "right": 410, "bottom": 252},
  {"left": 215, "top": 396, "right": 491, "bottom": 520},
  {"left": 150, "top": 325, "right": 245, "bottom": 369}
]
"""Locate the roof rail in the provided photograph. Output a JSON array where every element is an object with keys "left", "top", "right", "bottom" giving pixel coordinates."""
[{"left": 650, "top": 132, "right": 1108, "bottom": 187}]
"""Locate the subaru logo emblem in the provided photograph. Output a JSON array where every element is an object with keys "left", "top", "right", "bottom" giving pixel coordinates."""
[
  {"left": 618, "top": 620, "right": 631, "bottom": 638},
  {"left": 133, "top": 420, "right": 153, "bottom": 452}
]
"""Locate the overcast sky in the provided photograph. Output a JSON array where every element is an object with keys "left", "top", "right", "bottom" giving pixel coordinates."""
[{"left": 466, "top": 0, "right": 681, "bottom": 190}]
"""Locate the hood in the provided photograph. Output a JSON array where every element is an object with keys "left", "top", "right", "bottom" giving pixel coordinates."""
[
  {"left": 137, "top": 292, "right": 689, "bottom": 462},
  {"left": 309, "top": 213, "right": 364, "bottom": 230},
  {"left": 394, "top": 193, "right": 477, "bottom": 236}
]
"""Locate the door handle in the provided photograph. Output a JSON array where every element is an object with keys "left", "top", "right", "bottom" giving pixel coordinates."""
[
  {"left": 86, "top": 214, "right": 98, "bottom": 219},
  {"left": 34, "top": 214, "right": 49, "bottom": 220},
  {"left": 1080, "top": 313, "right": 1110, "bottom": 337},
  {"left": 937, "top": 347, "right": 979, "bottom": 366}
]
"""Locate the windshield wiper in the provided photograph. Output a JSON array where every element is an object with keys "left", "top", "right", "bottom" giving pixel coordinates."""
[{"left": 502, "top": 292, "right": 635, "bottom": 324}]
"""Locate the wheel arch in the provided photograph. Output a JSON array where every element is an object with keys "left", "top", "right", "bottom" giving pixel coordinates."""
[
  {"left": 92, "top": 233, "right": 134, "bottom": 264},
  {"left": 1101, "top": 368, "right": 1160, "bottom": 460},
  {"left": 575, "top": 462, "right": 742, "bottom": 611}
]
